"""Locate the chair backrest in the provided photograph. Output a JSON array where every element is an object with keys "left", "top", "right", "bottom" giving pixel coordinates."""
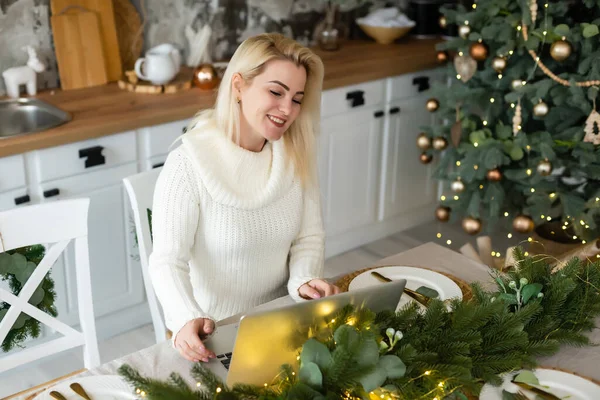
[
  {"left": 123, "top": 168, "right": 167, "bottom": 343},
  {"left": 0, "top": 198, "right": 100, "bottom": 373}
]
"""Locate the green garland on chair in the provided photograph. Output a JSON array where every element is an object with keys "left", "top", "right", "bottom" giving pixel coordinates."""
[
  {"left": 118, "top": 247, "right": 600, "bottom": 399},
  {"left": 0, "top": 245, "right": 58, "bottom": 352}
]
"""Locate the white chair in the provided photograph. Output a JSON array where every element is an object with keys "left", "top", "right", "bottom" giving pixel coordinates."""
[
  {"left": 0, "top": 198, "right": 100, "bottom": 373},
  {"left": 123, "top": 168, "right": 168, "bottom": 343}
]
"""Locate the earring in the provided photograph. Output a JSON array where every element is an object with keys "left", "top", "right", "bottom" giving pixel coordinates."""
[{"left": 237, "top": 98, "right": 241, "bottom": 104}]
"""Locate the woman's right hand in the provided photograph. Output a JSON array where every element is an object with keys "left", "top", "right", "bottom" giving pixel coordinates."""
[{"left": 174, "top": 318, "right": 217, "bottom": 362}]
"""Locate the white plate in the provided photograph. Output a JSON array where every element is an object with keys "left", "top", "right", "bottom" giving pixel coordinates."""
[
  {"left": 348, "top": 266, "right": 463, "bottom": 308},
  {"left": 34, "top": 375, "right": 136, "bottom": 400},
  {"left": 480, "top": 368, "right": 600, "bottom": 400}
]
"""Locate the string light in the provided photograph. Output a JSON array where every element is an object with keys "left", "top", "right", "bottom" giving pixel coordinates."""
[
  {"left": 479, "top": 184, "right": 484, "bottom": 189},
  {"left": 547, "top": 216, "right": 552, "bottom": 221},
  {"left": 509, "top": 50, "right": 514, "bottom": 55},
  {"left": 526, "top": 169, "right": 532, "bottom": 175},
  {"left": 504, "top": 212, "right": 509, "bottom": 217},
  {"left": 425, "top": 371, "right": 432, "bottom": 375},
  {"left": 196, "top": 382, "right": 202, "bottom": 387},
  {"left": 522, "top": 81, "right": 527, "bottom": 86},
  {"left": 498, "top": 74, "right": 503, "bottom": 79},
  {"left": 491, "top": 251, "right": 496, "bottom": 256},
  {"left": 483, "top": 120, "right": 488, "bottom": 125},
  {"left": 437, "top": 233, "right": 442, "bottom": 238},
  {"left": 459, "top": 51, "right": 464, "bottom": 56},
  {"left": 550, "top": 193, "right": 556, "bottom": 198},
  {"left": 507, "top": 233, "right": 513, "bottom": 238},
  {"left": 511, "top": 103, "right": 515, "bottom": 108},
  {"left": 264, "top": 383, "right": 268, "bottom": 387},
  {"left": 456, "top": 161, "right": 461, "bottom": 166},
  {"left": 216, "top": 387, "right": 222, "bottom": 393},
  {"left": 528, "top": 237, "right": 533, "bottom": 242},
  {"left": 472, "top": 2, "right": 476, "bottom": 8},
  {"left": 490, "top": 98, "right": 495, "bottom": 103},
  {"left": 573, "top": 235, "right": 578, "bottom": 240},
  {"left": 440, "top": 195, "right": 446, "bottom": 201},
  {"left": 457, "top": 74, "right": 462, "bottom": 80},
  {"left": 454, "top": 195, "right": 459, "bottom": 200},
  {"left": 465, "top": 21, "right": 469, "bottom": 25},
  {"left": 474, "top": 165, "right": 479, "bottom": 170},
  {"left": 541, "top": 215, "right": 545, "bottom": 219},
  {"left": 583, "top": 240, "right": 587, "bottom": 244},
  {"left": 596, "top": 197, "right": 599, "bottom": 202},
  {"left": 524, "top": 251, "right": 529, "bottom": 256},
  {"left": 517, "top": 25, "right": 522, "bottom": 31},
  {"left": 331, "top": 319, "right": 336, "bottom": 323},
  {"left": 474, "top": 142, "right": 479, "bottom": 147},
  {"left": 526, "top": 145, "right": 531, "bottom": 151},
  {"left": 580, "top": 220, "right": 586, "bottom": 226},
  {"left": 530, "top": 188, "right": 535, "bottom": 193},
  {"left": 447, "top": 238, "right": 453, "bottom": 244}
]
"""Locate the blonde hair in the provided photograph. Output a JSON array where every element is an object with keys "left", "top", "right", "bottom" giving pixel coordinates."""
[{"left": 188, "top": 33, "right": 324, "bottom": 189}]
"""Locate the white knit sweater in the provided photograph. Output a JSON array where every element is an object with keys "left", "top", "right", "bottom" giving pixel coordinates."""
[{"left": 148, "top": 122, "right": 325, "bottom": 338}]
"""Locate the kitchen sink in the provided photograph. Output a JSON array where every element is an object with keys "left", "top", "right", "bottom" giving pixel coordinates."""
[{"left": 0, "top": 98, "right": 71, "bottom": 138}]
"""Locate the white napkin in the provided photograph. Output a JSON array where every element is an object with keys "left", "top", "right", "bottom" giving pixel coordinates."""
[{"left": 357, "top": 7, "right": 416, "bottom": 28}]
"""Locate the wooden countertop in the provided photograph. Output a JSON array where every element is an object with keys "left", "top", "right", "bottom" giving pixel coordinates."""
[{"left": 0, "top": 38, "right": 441, "bottom": 157}]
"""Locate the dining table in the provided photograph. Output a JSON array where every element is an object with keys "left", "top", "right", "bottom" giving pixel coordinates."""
[{"left": 7, "top": 242, "right": 600, "bottom": 399}]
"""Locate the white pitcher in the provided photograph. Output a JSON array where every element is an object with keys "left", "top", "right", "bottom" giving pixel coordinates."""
[{"left": 135, "top": 44, "right": 180, "bottom": 85}]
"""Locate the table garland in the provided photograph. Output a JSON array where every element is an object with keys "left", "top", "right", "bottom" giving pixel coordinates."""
[
  {"left": 118, "top": 247, "right": 600, "bottom": 399},
  {"left": 0, "top": 245, "right": 57, "bottom": 352}
]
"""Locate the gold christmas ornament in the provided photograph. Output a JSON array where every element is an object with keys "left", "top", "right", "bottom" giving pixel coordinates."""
[
  {"left": 439, "top": 15, "right": 448, "bottom": 29},
  {"left": 550, "top": 39, "right": 572, "bottom": 62},
  {"left": 513, "top": 215, "right": 535, "bottom": 233},
  {"left": 426, "top": 98, "right": 440, "bottom": 112},
  {"left": 192, "top": 64, "right": 219, "bottom": 90},
  {"left": 462, "top": 216, "right": 482, "bottom": 235},
  {"left": 537, "top": 159, "right": 553, "bottom": 176},
  {"left": 533, "top": 100, "right": 549, "bottom": 117},
  {"left": 583, "top": 109, "right": 600, "bottom": 145},
  {"left": 492, "top": 57, "right": 507, "bottom": 73},
  {"left": 451, "top": 179, "right": 465, "bottom": 193},
  {"left": 530, "top": 0, "right": 538, "bottom": 23},
  {"left": 458, "top": 24, "right": 471, "bottom": 39},
  {"left": 454, "top": 55, "right": 477, "bottom": 83},
  {"left": 435, "top": 206, "right": 451, "bottom": 222},
  {"left": 416, "top": 133, "right": 432, "bottom": 150},
  {"left": 513, "top": 101, "right": 522, "bottom": 136},
  {"left": 436, "top": 51, "right": 449, "bottom": 63},
  {"left": 511, "top": 79, "right": 524, "bottom": 90},
  {"left": 469, "top": 42, "right": 489, "bottom": 61},
  {"left": 486, "top": 168, "right": 502, "bottom": 182},
  {"left": 432, "top": 136, "right": 449, "bottom": 150},
  {"left": 419, "top": 152, "right": 433, "bottom": 164}
]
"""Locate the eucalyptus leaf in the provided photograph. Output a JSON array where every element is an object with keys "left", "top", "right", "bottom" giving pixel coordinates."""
[
  {"left": 29, "top": 286, "right": 46, "bottom": 306},
  {"left": 513, "top": 370, "right": 540, "bottom": 385},
  {"left": 15, "top": 262, "right": 36, "bottom": 285},
  {"left": 12, "top": 312, "right": 30, "bottom": 330},
  {"left": 0, "top": 253, "right": 14, "bottom": 275},
  {"left": 583, "top": 24, "right": 599, "bottom": 38},
  {"left": 416, "top": 286, "right": 439, "bottom": 299},
  {"left": 301, "top": 339, "right": 333, "bottom": 371},
  {"left": 378, "top": 355, "right": 406, "bottom": 379},
  {"left": 509, "top": 146, "right": 524, "bottom": 161},
  {"left": 521, "top": 283, "right": 543, "bottom": 304},
  {"left": 358, "top": 365, "right": 386, "bottom": 393},
  {"left": 333, "top": 325, "right": 359, "bottom": 349},
  {"left": 298, "top": 361, "right": 323, "bottom": 389},
  {"left": 498, "top": 293, "right": 518, "bottom": 305},
  {"left": 554, "top": 24, "right": 570, "bottom": 36},
  {"left": 355, "top": 338, "right": 380, "bottom": 368}
]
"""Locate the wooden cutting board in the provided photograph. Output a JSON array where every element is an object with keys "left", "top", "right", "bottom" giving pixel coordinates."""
[
  {"left": 51, "top": 0, "right": 123, "bottom": 81},
  {"left": 113, "top": 0, "right": 143, "bottom": 71},
  {"left": 51, "top": 7, "right": 108, "bottom": 90}
]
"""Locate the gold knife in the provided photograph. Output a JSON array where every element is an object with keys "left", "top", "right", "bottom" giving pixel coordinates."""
[
  {"left": 49, "top": 391, "right": 68, "bottom": 400},
  {"left": 370, "top": 271, "right": 432, "bottom": 306},
  {"left": 512, "top": 381, "right": 561, "bottom": 400},
  {"left": 70, "top": 382, "right": 93, "bottom": 400}
]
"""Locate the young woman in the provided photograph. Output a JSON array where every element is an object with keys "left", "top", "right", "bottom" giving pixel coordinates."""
[{"left": 148, "top": 33, "right": 339, "bottom": 363}]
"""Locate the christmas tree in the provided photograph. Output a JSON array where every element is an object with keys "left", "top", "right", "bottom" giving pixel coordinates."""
[{"left": 424, "top": 0, "right": 600, "bottom": 242}]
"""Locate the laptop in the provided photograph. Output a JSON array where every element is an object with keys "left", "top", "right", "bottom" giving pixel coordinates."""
[{"left": 202, "top": 279, "right": 407, "bottom": 387}]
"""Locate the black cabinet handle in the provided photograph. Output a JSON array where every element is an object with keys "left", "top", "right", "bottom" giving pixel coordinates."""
[
  {"left": 182, "top": 126, "right": 187, "bottom": 133},
  {"left": 346, "top": 90, "right": 365, "bottom": 107},
  {"left": 43, "top": 188, "right": 60, "bottom": 198},
  {"left": 78, "top": 145, "right": 105, "bottom": 168},
  {"left": 413, "top": 76, "right": 430, "bottom": 92},
  {"left": 374, "top": 110, "right": 384, "bottom": 118},
  {"left": 14, "top": 194, "right": 30, "bottom": 205},
  {"left": 152, "top": 162, "right": 165, "bottom": 169},
  {"left": 389, "top": 107, "right": 400, "bottom": 114}
]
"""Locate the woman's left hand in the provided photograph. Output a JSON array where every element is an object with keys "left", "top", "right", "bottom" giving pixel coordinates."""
[{"left": 299, "top": 279, "right": 341, "bottom": 300}]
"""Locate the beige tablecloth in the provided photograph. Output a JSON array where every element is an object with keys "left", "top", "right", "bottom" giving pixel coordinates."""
[{"left": 11, "top": 242, "right": 600, "bottom": 399}]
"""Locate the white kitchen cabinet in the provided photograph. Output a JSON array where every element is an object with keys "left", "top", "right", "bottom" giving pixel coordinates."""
[
  {"left": 38, "top": 163, "right": 148, "bottom": 339},
  {"left": 321, "top": 106, "right": 385, "bottom": 237},
  {"left": 378, "top": 94, "right": 437, "bottom": 220}
]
